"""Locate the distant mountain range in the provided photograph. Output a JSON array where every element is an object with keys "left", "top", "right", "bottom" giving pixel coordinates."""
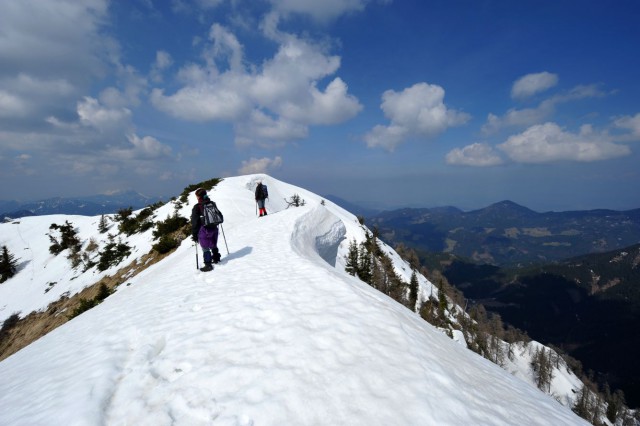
[
  {"left": 0, "top": 191, "right": 165, "bottom": 221},
  {"left": 362, "top": 199, "right": 640, "bottom": 406},
  {"left": 368, "top": 200, "right": 640, "bottom": 267}
]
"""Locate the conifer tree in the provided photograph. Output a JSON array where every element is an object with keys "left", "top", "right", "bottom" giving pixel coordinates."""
[
  {"left": 605, "top": 386, "right": 625, "bottom": 423},
  {"left": 531, "top": 346, "right": 554, "bottom": 392},
  {"left": 98, "top": 215, "right": 109, "bottom": 233},
  {"left": 345, "top": 240, "right": 359, "bottom": 276},
  {"left": 409, "top": 270, "right": 419, "bottom": 311},
  {"left": 0, "top": 245, "right": 19, "bottom": 283},
  {"left": 371, "top": 257, "right": 386, "bottom": 292},
  {"left": 357, "top": 242, "right": 372, "bottom": 284},
  {"left": 573, "top": 384, "right": 589, "bottom": 418}
]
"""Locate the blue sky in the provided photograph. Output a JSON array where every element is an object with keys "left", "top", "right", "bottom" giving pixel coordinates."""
[{"left": 1, "top": 0, "right": 639, "bottom": 212}]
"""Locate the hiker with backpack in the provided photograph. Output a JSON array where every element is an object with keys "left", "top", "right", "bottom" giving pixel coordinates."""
[
  {"left": 255, "top": 181, "right": 269, "bottom": 217},
  {"left": 191, "top": 188, "right": 223, "bottom": 272}
]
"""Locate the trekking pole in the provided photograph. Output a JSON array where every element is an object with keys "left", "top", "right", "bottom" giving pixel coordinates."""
[
  {"left": 220, "top": 224, "right": 230, "bottom": 255},
  {"left": 195, "top": 243, "right": 199, "bottom": 270}
]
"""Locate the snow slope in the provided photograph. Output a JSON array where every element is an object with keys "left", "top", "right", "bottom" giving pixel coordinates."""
[{"left": 0, "top": 175, "right": 588, "bottom": 425}]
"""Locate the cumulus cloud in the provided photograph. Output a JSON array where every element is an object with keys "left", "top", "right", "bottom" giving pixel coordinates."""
[
  {"left": 511, "top": 72, "right": 558, "bottom": 100},
  {"left": 151, "top": 22, "right": 362, "bottom": 146},
  {"left": 0, "top": 0, "right": 109, "bottom": 128},
  {"left": 497, "top": 122, "right": 631, "bottom": 163},
  {"left": 446, "top": 143, "right": 504, "bottom": 167},
  {"left": 483, "top": 84, "right": 606, "bottom": 134},
  {"left": 121, "top": 134, "right": 172, "bottom": 159},
  {"left": 364, "top": 82, "right": 470, "bottom": 151},
  {"left": 29, "top": 96, "right": 173, "bottom": 178},
  {"left": 235, "top": 110, "right": 308, "bottom": 147},
  {"left": 77, "top": 97, "right": 132, "bottom": 133},
  {"left": 238, "top": 156, "right": 283, "bottom": 174}
]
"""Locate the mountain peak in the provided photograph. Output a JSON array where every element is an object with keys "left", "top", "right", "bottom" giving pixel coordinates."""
[{"left": 485, "top": 200, "right": 536, "bottom": 213}]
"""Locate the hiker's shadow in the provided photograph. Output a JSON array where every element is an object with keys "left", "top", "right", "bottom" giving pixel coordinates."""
[{"left": 223, "top": 246, "right": 252, "bottom": 263}]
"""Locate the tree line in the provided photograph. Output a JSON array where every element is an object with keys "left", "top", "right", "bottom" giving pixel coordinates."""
[{"left": 345, "top": 221, "right": 638, "bottom": 425}]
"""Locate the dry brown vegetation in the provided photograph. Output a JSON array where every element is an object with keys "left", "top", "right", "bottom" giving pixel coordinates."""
[{"left": 0, "top": 245, "right": 178, "bottom": 362}]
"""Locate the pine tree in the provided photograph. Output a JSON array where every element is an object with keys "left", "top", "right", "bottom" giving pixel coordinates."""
[
  {"left": 531, "top": 346, "right": 554, "bottom": 392},
  {"left": 605, "top": 386, "right": 626, "bottom": 424},
  {"left": 409, "top": 270, "right": 419, "bottom": 311},
  {"left": 370, "top": 257, "right": 386, "bottom": 292},
  {"left": 573, "top": 384, "right": 589, "bottom": 418},
  {"left": 357, "top": 242, "right": 372, "bottom": 284},
  {"left": 98, "top": 215, "right": 109, "bottom": 233},
  {"left": 345, "top": 240, "right": 359, "bottom": 276},
  {"left": 0, "top": 245, "right": 19, "bottom": 283}
]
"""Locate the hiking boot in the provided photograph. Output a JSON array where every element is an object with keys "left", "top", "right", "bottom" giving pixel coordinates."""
[{"left": 200, "top": 264, "right": 213, "bottom": 272}]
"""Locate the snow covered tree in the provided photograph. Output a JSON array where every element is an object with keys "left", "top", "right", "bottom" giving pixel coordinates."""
[{"left": 0, "top": 245, "right": 19, "bottom": 283}]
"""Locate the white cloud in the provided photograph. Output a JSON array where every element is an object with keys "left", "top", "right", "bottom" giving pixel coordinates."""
[
  {"left": 122, "top": 134, "right": 173, "bottom": 159},
  {"left": 364, "top": 82, "right": 470, "bottom": 151},
  {"left": 362, "top": 125, "right": 408, "bottom": 151},
  {"left": 614, "top": 113, "right": 640, "bottom": 139},
  {"left": 511, "top": 72, "right": 559, "bottom": 100},
  {"left": 235, "top": 110, "right": 308, "bottom": 147},
  {"left": 151, "top": 78, "right": 252, "bottom": 122},
  {"left": 483, "top": 107, "right": 551, "bottom": 134},
  {"left": 77, "top": 97, "right": 132, "bottom": 133},
  {"left": 0, "top": 90, "right": 29, "bottom": 118},
  {"left": 152, "top": 22, "right": 361, "bottom": 146},
  {"left": 32, "top": 96, "right": 174, "bottom": 177},
  {"left": 498, "top": 122, "right": 631, "bottom": 163},
  {"left": 150, "top": 51, "right": 174, "bottom": 83},
  {"left": 483, "top": 84, "right": 606, "bottom": 134},
  {"left": 155, "top": 51, "right": 173, "bottom": 70},
  {"left": 238, "top": 156, "right": 283, "bottom": 174},
  {"left": 207, "top": 23, "right": 245, "bottom": 72},
  {"left": 278, "top": 77, "right": 362, "bottom": 125},
  {"left": 446, "top": 143, "right": 504, "bottom": 167},
  {"left": 267, "top": 0, "right": 369, "bottom": 22},
  {"left": 0, "top": 0, "right": 109, "bottom": 127},
  {"left": 0, "top": 74, "right": 76, "bottom": 119}
]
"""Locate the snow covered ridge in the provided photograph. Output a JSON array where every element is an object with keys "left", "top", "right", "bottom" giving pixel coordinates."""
[{"left": 0, "top": 174, "right": 605, "bottom": 424}]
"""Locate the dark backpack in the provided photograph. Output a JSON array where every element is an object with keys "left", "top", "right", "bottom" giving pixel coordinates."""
[
  {"left": 201, "top": 201, "right": 223, "bottom": 229},
  {"left": 260, "top": 184, "right": 269, "bottom": 199}
]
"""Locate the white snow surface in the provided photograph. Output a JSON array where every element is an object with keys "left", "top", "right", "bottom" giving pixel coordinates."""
[{"left": 0, "top": 174, "right": 588, "bottom": 425}]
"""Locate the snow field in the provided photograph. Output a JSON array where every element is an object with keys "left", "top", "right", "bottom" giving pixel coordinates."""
[{"left": 0, "top": 175, "right": 588, "bottom": 425}]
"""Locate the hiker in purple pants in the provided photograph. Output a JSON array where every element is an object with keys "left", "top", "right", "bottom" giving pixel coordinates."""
[{"left": 191, "top": 188, "right": 221, "bottom": 271}]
